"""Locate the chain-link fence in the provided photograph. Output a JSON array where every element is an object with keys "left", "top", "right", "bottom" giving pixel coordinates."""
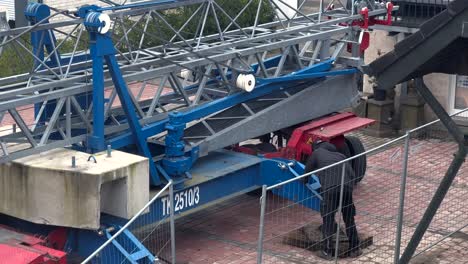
[
  {"left": 398, "top": 115, "right": 468, "bottom": 263},
  {"left": 257, "top": 109, "right": 468, "bottom": 263},
  {"left": 82, "top": 181, "right": 175, "bottom": 264}
]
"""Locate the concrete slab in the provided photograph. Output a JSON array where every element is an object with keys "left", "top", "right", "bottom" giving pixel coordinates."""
[{"left": 0, "top": 148, "right": 149, "bottom": 230}]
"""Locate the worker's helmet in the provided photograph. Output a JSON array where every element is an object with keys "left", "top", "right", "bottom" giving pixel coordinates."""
[{"left": 312, "top": 139, "right": 324, "bottom": 150}]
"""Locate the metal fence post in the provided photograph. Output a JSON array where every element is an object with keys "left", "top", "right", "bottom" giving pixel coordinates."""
[
  {"left": 394, "top": 132, "right": 410, "bottom": 264},
  {"left": 334, "top": 163, "right": 346, "bottom": 263},
  {"left": 257, "top": 185, "right": 267, "bottom": 264},
  {"left": 318, "top": 0, "right": 323, "bottom": 23},
  {"left": 169, "top": 182, "right": 176, "bottom": 264}
]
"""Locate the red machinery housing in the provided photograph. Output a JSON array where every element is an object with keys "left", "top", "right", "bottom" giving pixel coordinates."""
[
  {"left": 279, "top": 112, "right": 374, "bottom": 161},
  {"left": 0, "top": 225, "right": 67, "bottom": 264},
  {"left": 234, "top": 112, "right": 375, "bottom": 181}
]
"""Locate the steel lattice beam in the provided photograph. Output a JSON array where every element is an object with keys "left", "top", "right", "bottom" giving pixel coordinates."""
[{"left": 0, "top": 0, "right": 391, "bottom": 165}]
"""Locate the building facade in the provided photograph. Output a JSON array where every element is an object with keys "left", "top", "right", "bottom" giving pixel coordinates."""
[{"left": 364, "top": 0, "right": 466, "bottom": 130}]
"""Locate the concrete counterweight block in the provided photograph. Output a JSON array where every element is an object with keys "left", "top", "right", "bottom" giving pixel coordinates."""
[
  {"left": 0, "top": 149, "right": 149, "bottom": 230},
  {"left": 364, "top": 98, "right": 395, "bottom": 137}
]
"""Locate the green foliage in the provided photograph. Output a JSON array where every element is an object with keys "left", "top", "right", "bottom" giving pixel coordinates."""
[
  {"left": 0, "top": 0, "right": 274, "bottom": 77},
  {"left": 0, "top": 38, "right": 33, "bottom": 78},
  {"left": 0, "top": 32, "right": 89, "bottom": 78},
  {"left": 114, "top": 0, "right": 275, "bottom": 50}
]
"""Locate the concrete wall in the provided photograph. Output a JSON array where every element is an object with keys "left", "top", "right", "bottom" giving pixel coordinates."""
[{"left": 423, "top": 73, "right": 451, "bottom": 121}]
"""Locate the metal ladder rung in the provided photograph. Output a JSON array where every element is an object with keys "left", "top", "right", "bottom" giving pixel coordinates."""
[
  {"left": 131, "top": 250, "right": 151, "bottom": 261},
  {"left": 109, "top": 238, "right": 138, "bottom": 264},
  {"left": 104, "top": 228, "right": 155, "bottom": 263}
]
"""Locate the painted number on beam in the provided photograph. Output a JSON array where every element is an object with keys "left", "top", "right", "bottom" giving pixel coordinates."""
[{"left": 161, "top": 186, "right": 200, "bottom": 216}]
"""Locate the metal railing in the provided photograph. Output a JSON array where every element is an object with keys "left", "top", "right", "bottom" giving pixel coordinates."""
[
  {"left": 82, "top": 180, "right": 175, "bottom": 264},
  {"left": 391, "top": 0, "right": 450, "bottom": 28},
  {"left": 256, "top": 108, "right": 468, "bottom": 263}
]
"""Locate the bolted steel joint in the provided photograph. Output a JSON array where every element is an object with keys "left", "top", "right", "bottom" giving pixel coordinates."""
[
  {"left": 165, "top": 111, "right": 186, "bottom": 157},
  {"left": 84, "top": 11, "right": 111, "bottom": 34},
  {"left": 24, "top": 3, "right": 51, "bottom": 24}
]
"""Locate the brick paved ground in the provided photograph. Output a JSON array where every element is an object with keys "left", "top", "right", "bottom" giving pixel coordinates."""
[{"left": 160, "top": 130, "right": 468, "bottom": 264}]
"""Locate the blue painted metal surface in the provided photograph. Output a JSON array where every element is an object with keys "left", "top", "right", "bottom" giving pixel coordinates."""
[
  {"left": 102, "top": 150, "right": 321, "bottom": 227},
  {"left": 107, "top": 60, "right": 346, "bottom": 152},
  {"left": 19, "top": 3, "right": 347, "bottom": 261},
  {"left": 101, "top": 150, "right": 264, "bottom": 227},
  {"left": 25, "top": 3, "right": 91, "bottom": 129},
  {"left": 4, "top": 2, "right": 357, "bottom": 263},
  {"left": 77, "top": 6, "right": 341, "bottom": 186},
  {"left": 25, "top": 3, "right": 62, "bottom": 124},
  {"left": 86, "top": 151, "right": 320, "bottom": 263},
  {"left": 81, "top": 9, "right": 161, "bottom": 185},
  {"left": 161, "top": 112, "right": 199, "bottom": 187},
  {"left": 261, "top": 158, "right": 321, "bottom": 211},
  {"left": 76, "top": 7, "right": 354, "bottom": 187},
  {"left": 24, "top": 3, "right": 60, "bottom": 68},
  {"left": 0, "top": 149, "right": 322, "bottom": 263},
  {"left": 104, "top": 228, "right": 155, "bottom": 263}
]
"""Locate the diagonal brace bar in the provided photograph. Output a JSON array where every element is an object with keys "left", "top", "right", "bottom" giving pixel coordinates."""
[{"left": 399, "top": 78, "right": 466, "bottom": 263}]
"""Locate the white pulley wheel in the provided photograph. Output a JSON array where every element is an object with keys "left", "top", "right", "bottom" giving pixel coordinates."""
[
  {"left": 181, "top": 69, "right": 191, "bottom": 79},
  {"left": 181, "top": 69, "right": 196, "bottom": 81},
  {"left": 98, "top": 13, "right": 111, "bottom": 34},
  {"left": 236, "top": 74, "right": 256, "bottom": 92}
]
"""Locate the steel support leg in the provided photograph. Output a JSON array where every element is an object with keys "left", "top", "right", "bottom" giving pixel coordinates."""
[
  {"left": 399, "top": 78, "right": 466, "bottom": 263},
  {"left": 90, "top": 56, "right": 105, "bottom": 150},
  {"left": 394, "top": 132, "right": 410, "bottom": 263},
  {"left": 257, "top": 185, "right": 267, "bottom": 264},
  {"left": 106, "top": 54, "right": 161, "bottom": 186}
]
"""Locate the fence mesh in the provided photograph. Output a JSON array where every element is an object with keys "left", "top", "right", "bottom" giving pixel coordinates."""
[
  {"left": 84, "top": 182, "right": 174, "bottom": 264},
  {"left": 81, "top": 113, "right": 468, "bottom": 264},
  {"left": 398, "top": 113, "right": 468, "bottom": 263},
  {"left": 259, "top": 134, "right": 407, "bottom": 263},
  {"left": 258, "top": 110, "right": 468, "bottom": 263}
]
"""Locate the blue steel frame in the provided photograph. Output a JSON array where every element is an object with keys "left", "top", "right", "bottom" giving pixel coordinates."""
[
  {"left": 81, "top": 7, "right": 161, "bottom": 185},
  {"left": 63, "top": 153, "right": 322, "bottom": 262},
  {"left": 25, "top": 3, "right": 62, "bottom": 124},
  {"left": 106, "top": 59, "right": 342, "bottom": 152},
  {"left": 24, "top": 3, "right": 60, "bottom": 69},
  {"left": 25, "top": 3, "right": 91, "bottom": 127},
  {"left": 6, "top": 3, "right": 357, "bottom": 262},
  {"left": 77, "top": 5, "right": 357, "bottom": 187},
  {"left": 0, "top": 151, "right": 321, "bottom": 262}
]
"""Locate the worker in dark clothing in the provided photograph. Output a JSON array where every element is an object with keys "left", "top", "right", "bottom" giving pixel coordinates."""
[{"left": 305, "top": 140, "right": 362, "bottom": 260}]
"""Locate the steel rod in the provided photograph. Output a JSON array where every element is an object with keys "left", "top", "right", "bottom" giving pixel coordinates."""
[
  {"left": 399, "top": 79, "right": 467, "bottom": 264},
  {"left": 257, "top": 185, "right": 267, "bottom": 264},
  {"left": 394, "top": 132, "right": 410, "bottom": 264},
  {"left": 334, "top": 163, "right": 346, "bottom": 263},
  {"left": 81, "top": 180, "right": 173, "bottom": 264},
  {"left": 169, "top": 182, "right": 176, "bottom": 264}
]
